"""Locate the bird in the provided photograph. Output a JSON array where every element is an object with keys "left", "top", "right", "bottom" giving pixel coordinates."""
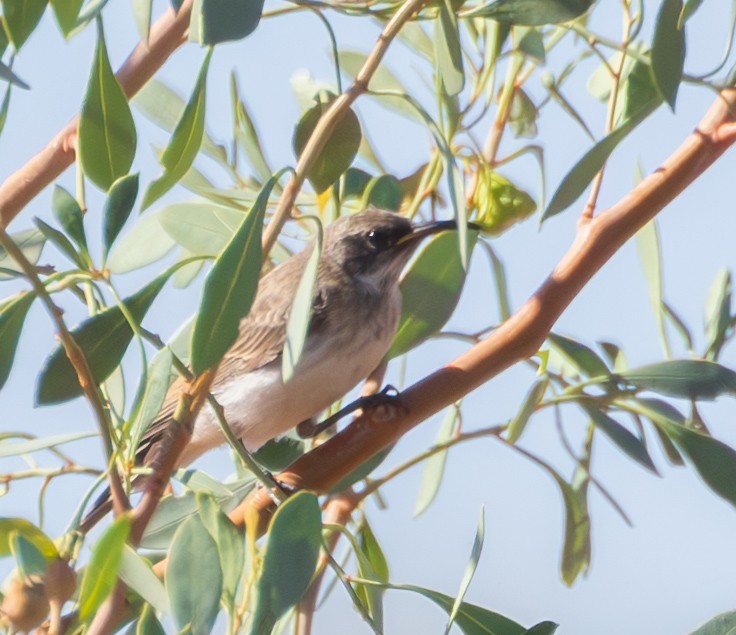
[{"left": 81, "top": 208, "right": 460, "bottom": 529}]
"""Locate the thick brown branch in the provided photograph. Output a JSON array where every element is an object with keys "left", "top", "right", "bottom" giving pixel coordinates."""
[
  {"left": 231, "top": 87, "right": 736, "bottom": 532},
  {"left": 0, "top": 0, "right": 193, "bottom": 229}
]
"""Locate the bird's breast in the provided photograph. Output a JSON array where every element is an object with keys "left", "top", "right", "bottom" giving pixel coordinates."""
[{"left": 183, "top": 289, "right": 402, "bottom": 460}]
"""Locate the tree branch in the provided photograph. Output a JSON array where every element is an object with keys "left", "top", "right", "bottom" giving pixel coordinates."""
[
  {"left": 229, "top": 86, "right": 736, "bottom": 534},
  {"left": 0, "top": 0, "right": 193, "bottom": 229}
]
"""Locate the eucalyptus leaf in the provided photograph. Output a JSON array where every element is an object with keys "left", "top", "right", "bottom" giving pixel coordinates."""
[
  {"left": 106, "top": 212, "right": 177, "bottom": 273},
  {"left": 199, "top": 0, "right": 265, "bottom": 45},
  {"left": 166, "top": 514, "right": 223, "bottom": 635},
  {"left": 652, "top": 0, "right": 686, "bottom": 110},
  {"left": 464, "top": 0, "right": 594, "bottom": 25},
  {"left": 10, "top": 533, "right": 49, "bottom": 577},
  {"left": 283, "top": 224, "right": 322, "bottom": 382},
  {"left": 0, "top": 518, "right": 58, "bottom": 558},
  {"left": 630, "top": 397, "right": 736, "bottom": 507},
  {"left": 250, "top": 492, "right": 322, "bottom": 635},
  {"left": 158, "top": 202, "right": 244, "bottom": 256},
  {"left": 293, "top": 95, "right": 362, "bottom": 193},
  {"left": 506, "top": 378, "right": 547, "bottom": 443},
  {"left": 704, "top": 269, "right": 731, "bottom": 360},
  {"left": 78, "top": 20, "right": 136, "bottom": 191},
  {"left": 51, "top": 0, "right": 86, "bottom": 36},
  {"left": 0, "top": 60, "right": 28, "bottom": 89},
  {"left": 103, "top": 173, "right": 140, "bottom": 257},
  {"left": 36, "top": 262, "right": 187, "bottom": 404},
  {"left": 0, "top": 430, "right": 96, "bottom": 457},
  {"left": 119, "top": 546, "right": 169, "bottom": 614},
  {"left": 0, "top": 229, "right": 45, "bottom": 280},
  {"left": 446, "top": 508, "right": 485, "bottom": 634},
  {"left": 636, "top": 219, "right": 670, "bottom": 358},
  {"left": 78, "top": 514, "right": 131, "bottom": 619},
  {"left": 547, "top": 333, "right": 609, "bottom": 378},
  {"left": 613, "top": 360, "right": 736, "bottom": 400},
  {"left": 190, "top": 172, "right": 282, "bottom": 374},
  {"left": 34, "top": 217, "right": 87, "bottom": 269},
  {"left": 415, "top": 406, "right": 460, "bottom": 517},
  {"left": 435, "top": 0, "right": 464, "bottom": 96},
  {"left": 132, "top": 0, "right": 153, "bottom": 43},
  {"left": 0, "top": 292, "right": 34, "bottom": 390},
  {"left": 141, "top": 51, "right": 212, "bottom": 210},
  {"left": 390, "top": 231, "right": 476, "bottom": 357},
  {"left": 688, "top": 610, "right": 736, "bottom": 635},
  {"left": 3, "top": 0, "right": 46, "bottom": 50},
  {"left": 52, "top": 185, "right": 88, "bottom": 254}
]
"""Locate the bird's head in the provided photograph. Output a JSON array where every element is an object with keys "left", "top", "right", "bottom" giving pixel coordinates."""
[{"left": 325, "top": 208, "right": 460, "bottom": 291}]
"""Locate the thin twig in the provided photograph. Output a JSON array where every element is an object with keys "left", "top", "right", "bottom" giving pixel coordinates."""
[{"left": 0, "top": 228, "right": 130, "bottom": 518}]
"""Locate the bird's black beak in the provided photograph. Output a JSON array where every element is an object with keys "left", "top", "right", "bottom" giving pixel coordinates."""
[{"left": 396, "top": 219, "right": 479, "bottom": 246}]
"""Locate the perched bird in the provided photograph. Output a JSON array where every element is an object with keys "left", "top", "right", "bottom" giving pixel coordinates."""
[{"left": 82, "top": 209, "right": 459, "bottom": 528}]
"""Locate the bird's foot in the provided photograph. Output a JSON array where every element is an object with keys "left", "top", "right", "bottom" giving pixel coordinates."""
[
  {"left": 297, "top": 385, "right": 407, "bottom": 439},
  {"left": 259, "top": 474, "right": 300, "bottom": 505}
]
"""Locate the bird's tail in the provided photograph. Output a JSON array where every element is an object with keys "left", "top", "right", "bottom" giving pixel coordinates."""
[{"left": 77, "top": 487, "right": 113, "bottom": 534}]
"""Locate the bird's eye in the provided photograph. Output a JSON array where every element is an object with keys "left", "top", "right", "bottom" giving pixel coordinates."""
[{"left": 366, "top": 228, "right": 392, "bottom": 251}]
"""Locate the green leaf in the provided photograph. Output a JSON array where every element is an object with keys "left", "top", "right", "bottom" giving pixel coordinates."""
[
  {"left": 547, "top": 333, "right": 609, "bottom": 378},
  {"left": 197, "top": 494, "right": 244, "bottom": 602},
  {"left": 166, "top": 514, "right": 223, "bottom": 635},
  {"left": 390, "top": 584, "right": 529, "bottom": 635},
  {"left": 252, "top": 436, "right": 306, "bottom": 471},
  {"left": 652, "top": 0, "right": 686, "bottom": 110},
  {"left": 688, "top": 610, "right": 736, "bottom": 635},
  {"left": 414, "top": 406, "right": 460, "bottom": 517},
  {"left": 0, "top": 430, "right": 95, "bottom": 457},
  {"left": 10, "top": 533, "right": 49, "bottom": 577},
  {"left": 543, "top": 122, "right": 637, "bottom": 221},
  {"left": 0, "top": 229, "right": 45, "bottom": 280},
  {"left": 34, "top": 217, "right": 87, "bottom": 269},
  {"left": 232, "top": 74, "right": 272, "bottom": 182},
  {"left": 435, "top": 0, "right": 464, "bottom": 96},
  {"left": 3, "top": 0, "right": 46, "bottom": 50},
  {"left": 0, "top": 292, "right": 34, "bottom": 390},
  {"left": 78, "top": 20, "right": 137, "bottom": 191},
  {"left": 141, "top": 51, "right": 212, "bottom": 210},
  {"left": 119, "top": 546, "right": 169, "bottom": 614},
  {"left": 630, "top": 398, "right": 736, "bottom": 507},
  {"left": 106, "top": 212, "right": 176, "bottom": 273},
  {"left": 129, "top": 604, "right": 166, "bottom": 635},
  {"left": 636, "top": 219, "right": 670, "bottom": 358},
  {"left": 52, "top": 185, "right": 88, "bottom": 255},
  {"left": 190, "top": 173, "right": 281, "bottom": 374},
  {"left": 250, "top": 492, "right": 322, "bottom": 635},
  {"left": 0, "top": 60, "right": 29, "bottom": 89},
  {"left": 446, "top": 508, "right": 485, "bottom": 634},
  {"left": 581, "top": 404, "right": 657, "bottom": 473},
  {"left": 465, "top": 0, "right": 594, "bottom": 25},
  {"left": 159, "top": 202, "right": 244, "bottom": 257},
  {"left": 50, "top": 0, "right": 85, "bottom": 36},
  {"left": 506, "top": 378, "right": 547, "bottom": 443},
  {"left": 103, "top": 173, "right": 140, "bottom": 257},
  {"left": 133, "top": 79, "right": 227, "bottom": 167},
  {"left": 283, "top": 224, "right": 322, "bottom": 382},
  {"left": 293, "top": 94, "right": 362, "bottom": 193},
  {"left": 365, "top": 175, "right": 403, "bottom": 211},
  {"left": 198, "top": 0, "right": 264, "bottom": 45},
  {"left": 131, "top": 0, "right": 153, "bottom": 43},
  {"left": 78, "top": 514, "right": 131, "bottom": 619},
  {"left": 36, "top": 265, "right": 180, "bottom": 404},
  {"left": 390, "top": 231, "right": 476, "bottom": 357},
  {"left": 523, "top": 622, "right": 559, "bottom": 635},
  {"left": 704, "top": 269, "right": 731, "bottom": 360},
  {"left": 355, "top": 521, "right": 389, "bottom": 630},
  {"left": 128, "top": 348, "right": 174, "bottom": 455},
  {"left": 612, "top": 360, "right": 736, "bottom": 400},
  {"left": 0, "top": 518, "right": 58, "bottom": 558}
]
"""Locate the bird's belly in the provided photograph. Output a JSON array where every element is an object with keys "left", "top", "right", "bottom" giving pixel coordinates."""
[{"left": 182, "top": 327, "right": 393, "bottom": 463}]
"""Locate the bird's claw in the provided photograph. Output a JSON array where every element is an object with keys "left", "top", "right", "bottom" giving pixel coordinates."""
[{"left": 297, "top": 385, "right": 407, "bottom": 439}]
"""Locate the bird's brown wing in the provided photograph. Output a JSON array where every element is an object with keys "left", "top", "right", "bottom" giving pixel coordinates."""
[{"left": 135, "top": 251, "right": 311, "bottom": 465}]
